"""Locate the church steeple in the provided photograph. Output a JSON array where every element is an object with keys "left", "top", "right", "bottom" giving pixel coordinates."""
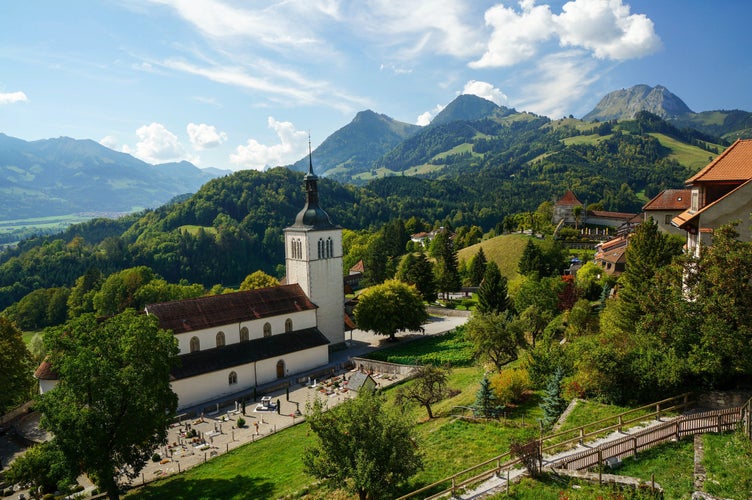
[{"left": 293, "top": 137, "right": 335, "bottom": 229}]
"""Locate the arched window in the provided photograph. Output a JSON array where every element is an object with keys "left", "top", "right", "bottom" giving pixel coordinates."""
[
  {"left": 240, "top": 326, "right": 249, "bottom": 342},
  {"left": 190, "top": 336, "right": 200, "bottom": 353},
  {"left": 263, "top": 322, "right": 272, "bottom": 337},
  {"left": 216, "top": 331, "right": 225, "bottom": 347},
  {"left": 317, "top": 238, "right": 324, "bottom": 259},
  {"left": 326, "top": 237, "right": 333, "bottom": 258},
  {"left": 228, "top": 371, "right": 238, "bottom": 385},
  {"left": 285, "top": 318, "right": 293, "bottom": 332},
  {"left": 276, "top": 360, "right": 285, "bottom": 379}
]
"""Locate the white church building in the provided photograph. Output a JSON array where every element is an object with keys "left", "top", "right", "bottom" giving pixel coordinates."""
[{"left": 36, "top": 157, "right": 345, "bottom": 411}]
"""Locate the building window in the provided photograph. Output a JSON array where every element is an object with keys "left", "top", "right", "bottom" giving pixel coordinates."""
[
  {"left": 263, "top": 322, "right": 272, "bottom": 337},
  {"left": 216, "top": 331, "right": 226, "bottom": 347},
  {"left": 285, "top": 318, "right": 293, "bottom": 332},
  {"left": 665, "top": 214, "right": 672, "bottom": 225},
  {"left": 190, "top": 336, "right": 200, "bottom": 353},
  {"left": 317, "top": 238, "right": 324, "bottom": 259},
  {"left": 291, "top": 238, "right": 303, "bottom": 259},
  {"left": 229, "top": 371, "right": 238, "bottom": 385},
  {"left": 327, "top": 237, "right": 333, "bottom": 258},
  {"left": 240, "top": 326, "right": 249, "bottom": 342}
]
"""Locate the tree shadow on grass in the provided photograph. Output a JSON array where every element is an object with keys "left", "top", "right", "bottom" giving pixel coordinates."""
[{"left": 128, "top": 475, "right": 275, "bottom": 500}]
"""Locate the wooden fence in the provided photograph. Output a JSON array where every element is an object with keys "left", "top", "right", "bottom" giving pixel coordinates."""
[
  {"left": 397, "top": 393, "right": 695, "bottom": 500},
  {"left": 741, "top": 396, "right": 752, "bottom": 440}
]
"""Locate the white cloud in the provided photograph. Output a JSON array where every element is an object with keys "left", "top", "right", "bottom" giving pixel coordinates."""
[
  {"left": 460, "top": 81, "right": 508, "bottom": 106},
  {"left": 470, "top": 1, "right": 555, "bottom": 68},
  {"left": 416, "top": 104, "right": 446, "bottom": 126},
  {"left": 554, "top": 0, "right": 661, "bottom": 59},
  {"left": 0, "top": 91, "right": 28, "bottom": 104},
  {"left": 230, "top": 117, "right": 308, "bottom": 171},
  {"left": 513, "top": 51, "right": 599, "bottom": 118},
  {"left": 122, "top": 122, "right": 193, "bottom": 164},
  {"left": 471, "top": 0, "right": 660, "bottom": 68},
  {"left": 187, "top": 123, "right": 227, "bottom": 150}
]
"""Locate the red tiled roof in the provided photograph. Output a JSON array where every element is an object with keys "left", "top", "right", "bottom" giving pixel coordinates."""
[
  {"left": 556, "top": 190, "right": 582, "bottom": 206},
  {"left": 686, "top": 139, "right": 752, "bottom": 184},
  {"left": 349, "top": 259, "right": 365, "bottom": 273},
  {"left": 589, "top": 210, "right": 637, "bottom": 220},
  {"left": 34, "top": 359, "right": 58, "bottom": 381},
  {"left": 597, "top": 235, "right": 628, "bottom": 252},
  {"left": 642, "top": 189, "right": 692, "bottom": 211},
  {"left": 146, "top": 284, "right": 316, "bottom": 334}
]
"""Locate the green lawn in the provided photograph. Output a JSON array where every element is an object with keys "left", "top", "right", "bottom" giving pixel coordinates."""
[
  {"left": 362, "top": 328, "right": 475, "bottom": 366},
  {"left": 703, "top": 431, "right": 752, "bottom": 499},
  {"left": 457, "top": 234, "right": 531, "bottom": 281}
]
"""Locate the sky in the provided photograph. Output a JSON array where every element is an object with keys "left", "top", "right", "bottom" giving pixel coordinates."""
[{"left": 1, "top": 0, "right": 751, "bottom": 172}]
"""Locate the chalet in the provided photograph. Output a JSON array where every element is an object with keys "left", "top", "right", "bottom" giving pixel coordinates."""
[
  {"left": 672, "top": 139, "right": 752, "bottom": 257},
  {"left": 642, "top": 189, "right": 692, "bottom": 237}
]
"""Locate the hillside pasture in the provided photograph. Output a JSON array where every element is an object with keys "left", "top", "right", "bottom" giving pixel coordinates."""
[{"left": 457, "top": 233, "right": 531, "bottom": 280}]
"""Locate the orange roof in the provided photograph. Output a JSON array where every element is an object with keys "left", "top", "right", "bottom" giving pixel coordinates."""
[
  {"left": 686, "top": 139, "right": 752, "bottom": 184},
  {"left": 349, "top": 259, "right": 365, "bottom": 273},
  {"left": 588, "top": 210, "right": 637, "bottom": 220},
  {"left": 556, "top": 190, "right": 582, "bottom": 206},
  {"left": 34, "top": 359, "right": 58, "bottom": 380},
  {"left": 672, "top": 177, "right": 752, "bottom": 229},
  {"left": 643, "top": 189, "right": 692, "bottom": 211}
]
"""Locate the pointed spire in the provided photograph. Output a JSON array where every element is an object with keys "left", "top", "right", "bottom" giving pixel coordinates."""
[
  {"left": 305, "top": 132, "right": 317, "bottom": 180},
  {"left": 292, "top": 133, "right": 333, "bottom": 229}
]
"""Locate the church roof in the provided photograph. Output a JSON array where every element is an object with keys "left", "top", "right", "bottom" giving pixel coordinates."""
[
  {"left": 288, "top": 146, "right": 338, "bottom": 230},
  {"left": 172, "top": 327, "right": 329, "bottom": 380},
  {"left": 145, "top": 284, "right": 316, "bottom": 334}
]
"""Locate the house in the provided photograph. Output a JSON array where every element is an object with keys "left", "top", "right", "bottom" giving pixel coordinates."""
[
  {"left": 672, "top": 139, "right": 752, "bottom": 257},
  {"left": 37, "top": 154, "right": 345, "bottom": 411},
  {"left": 594, "top": 235, "right": 628, "bottom": 276},
  {"left": 553, "top": 190, "right": 637, "bottom": 230},
  {"left": 642, "top": 188, "right": 692, "bottom": 237}
]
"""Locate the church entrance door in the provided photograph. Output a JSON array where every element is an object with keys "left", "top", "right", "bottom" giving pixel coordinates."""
[{"left": 276, "top": 360, "right": 285, "bottom": 379}]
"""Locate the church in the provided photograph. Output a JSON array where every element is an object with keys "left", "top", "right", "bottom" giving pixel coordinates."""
[
  {"left": 36, "top": 156, "right": 346, "bottom": 411},
  {"left": 144, "top": 156, "right": 345, "bottom": 410}
]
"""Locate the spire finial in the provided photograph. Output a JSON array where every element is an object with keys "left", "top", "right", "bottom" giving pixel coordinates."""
[{"left": 308, "top": 132, "right": 314, "bottom": 175}]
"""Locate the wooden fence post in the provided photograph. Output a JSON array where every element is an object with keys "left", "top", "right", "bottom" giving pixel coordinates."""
[
  {"left": 618, "top": 415, "right": 623, "bottom": 432},
  {"left": 579, "top": 427, "right": 584, "bottom": 445},
  {"left": 451, "top": 477, "right": 456, "bottom": 496},
  {"left": 598, "top": 449, "right": 602, "bottom": 485},
  {"left": 656, "top": 403, "right": 661, "bottom": 421}
]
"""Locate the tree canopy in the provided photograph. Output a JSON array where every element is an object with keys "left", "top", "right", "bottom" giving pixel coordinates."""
[
  {"left": 36, "top": 310, "right": 179, "bottom": 499},
  {"left": 395, "top": 364, "right": 451, "bottom": 419},
  {"left": 354, "top": 279, "right": 428, "bottom": 340},
  {"left": 0, "top": 316, "right": 33, "bottom": 414},
  {"left": 303, "top": 391, "right": 422, "bottom": 500}
]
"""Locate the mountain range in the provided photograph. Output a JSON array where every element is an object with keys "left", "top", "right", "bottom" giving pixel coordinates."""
[{"left": 1, "top": 84, "right": 751, "bottom": 222}]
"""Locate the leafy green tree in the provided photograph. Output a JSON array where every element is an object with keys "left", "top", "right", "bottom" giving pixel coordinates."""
[
  {"left": 518, "top": 240, "right": 544, "bottom": 276},
  {"left": 239, "top": 270, "right": 280, "bottom": 290},
  {"left": 362, "top": 233, "right": 390, "bottom": 285},
  {"left": 565, "top": 298, "right": 595, "bottom": 338},
  {"left": 4, "top": 441, "right": 77, "bottom": 495},
  {"left": 303, "top": 391, "right": 423, "bottom": 500},
  {"left": 474, "top": 376, "right": 504, "bottom": 419},
  {"left": 518, "top": 304, "right": 552, "bottom": 348},
  {"left": 510, "top": 275, "right": 561, "bottom": 318},
  {"left": 430, "top": 229, "right": 461, "bottom": 299},
  {"left": 92, "top": 266, "right": 156, "bottom": 316},
  {"left": 0, "top": 316, "right": 33, "bottom": 414},
  {"left": 468, "top": 247, "right": 488, "bottom": 286},
  {"left": 539, "top": 366, "right": 567, "bottom": 429},
  {"left": 476, "top": 261, "right": 510, "bottom": 314},
  {"left": 354, "top": 279, "right": 428, "bottom": 341},
  {"left": 395, "top": 251, "right": 437, "bottom": 302},
  {"left": 464, "top": 312, "right": 525, "bottom": 371},
  {"left": 67, "top": 267, "right": 104, "bottom": 318},
  {"left": 36, "top": 310, "right": 179, "bottom": 499},
  {"left": 395, "top": 364, "right": 450, "bottom": 419}
]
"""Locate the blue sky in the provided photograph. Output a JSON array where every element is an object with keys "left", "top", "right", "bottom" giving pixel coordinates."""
[{"left": 1, "top": 1, "right": 750, "bottom": 172}]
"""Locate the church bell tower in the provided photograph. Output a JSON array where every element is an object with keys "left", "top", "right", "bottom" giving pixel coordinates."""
[{"left": 284, "top": 142, "right": 345, "bottom": 347}]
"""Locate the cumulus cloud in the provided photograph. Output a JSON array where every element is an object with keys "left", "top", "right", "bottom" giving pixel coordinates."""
[
  {"left": 99, "top": 135, "right": 119, "bottom": 150},
  {"left": 471, "top": 0, "right": 660, "bottom": 68},
  {"left": 554, "top": 0, "right": 661, "bottom": 59},
  {"left": 470, "top": 1, "right": 555, "bottom": 68},
  {"left": 230, "top": 117, "right": 308, "bottom": 171},
  {"left": 122, "top": 123, "right": 192, "bottom": 164},
  {"left": 416, "top": 104, "right": 446, "bottom": 126},
  {"left": 461, "top": 81, "right": 508, "bottom": 106},
  {"left": 187, "top": 123, "right": 227, "bottom": 150},
  {"left": 0, "top": 91, "right": 28, "bottom": 104}
]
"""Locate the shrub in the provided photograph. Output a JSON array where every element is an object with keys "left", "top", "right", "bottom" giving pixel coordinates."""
[
  {"left": 236, "top": 416, "right": 246, "bottom": 428},
  {"left": 490, "top": 368, "right": 531, "bottom": 405},
  {"left": 151, "top": 452, "right": 161, "bottom": 462}
]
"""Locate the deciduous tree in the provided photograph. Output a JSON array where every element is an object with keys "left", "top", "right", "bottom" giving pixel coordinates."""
[
  {"left": 354, "top": 279, "right": 428, "bottom": 341},
  {"left": 465, "top": 312, "right": 525, "bottom": 371},
  {"left": 239, "top": 270, "right": 280, "bottom": 290},
  {"left": 36, "top": 310, "right": 179, "bottom": 499},
  {"left": 0, "top": 316, "right": 33, "bottom": 414},
  {"left": 395, "top": 364, "right": 450, "bottom": 419},
  {"left": 304, "top": 391, "right": 422, "bottom": 500}
]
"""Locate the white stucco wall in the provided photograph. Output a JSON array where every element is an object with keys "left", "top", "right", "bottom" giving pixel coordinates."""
[
  {"left": 174, "top": 309, "right": 317, "bottom": 355},
  {"left": 172, "top": 344, "right": 328, "bottom": 410}
]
